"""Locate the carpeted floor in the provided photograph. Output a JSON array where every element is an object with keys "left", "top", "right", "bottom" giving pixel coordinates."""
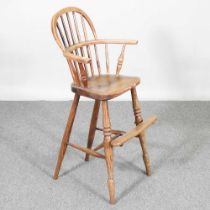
[{"left": 0, "top": 101, "right": 209, "bottom": 210}]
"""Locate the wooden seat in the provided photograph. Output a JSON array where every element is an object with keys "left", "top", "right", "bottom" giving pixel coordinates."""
[
  {"left": 51, "top": 7, "right": 157, "bottom": 204},
  {"left": 72, "top": 75, "right": 140, "bottom": 100}
]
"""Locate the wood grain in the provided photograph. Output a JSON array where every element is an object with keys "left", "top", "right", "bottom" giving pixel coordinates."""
[
  {"left": 105, "top": 44, "right": 110, "bottom": 73},
  {"left": 131, "top": 87, "right": 153, "bottom": 176},
  {"left": 66, "top": 39, "right": 138, "bottom": 51},
  {"left": 51, "top": 7, "right": 157, "bottom": 205},
  {"left": 71, "top": 75, "right": 140, "bottom": 100},
  {"left": 116, "top": 44, "right": 126, "bottom": 76},
  {"left": 102, "top": 101, "right": 115, "bottom": 204},
  {"left": 68, "top": 143, "right": 105, "bottom": 159},
  {"left": 60, "top": 15, "right": 71, "bottom": 46},
  {"left": 111, "top": 116, "right": 157, "bottom": 147},
  {"left": 81, "top": 16, "right": 94, "bottom": 75}
]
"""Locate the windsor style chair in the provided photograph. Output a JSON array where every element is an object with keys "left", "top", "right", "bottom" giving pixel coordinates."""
[{"left": 51, "top": 7, "right": 157, "bottom": 204}]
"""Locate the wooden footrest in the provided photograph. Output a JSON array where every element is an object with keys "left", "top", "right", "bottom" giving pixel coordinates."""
[{"left": 111, "top": 116, "right": 157, "bottom": 147}]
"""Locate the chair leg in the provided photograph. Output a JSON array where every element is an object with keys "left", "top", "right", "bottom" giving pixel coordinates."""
[
  {"left": 53, "top": 94, "right": 80, "bottom": 180},
  {"left": 85, "top": 100, "right": 100, "bottom": 161},
  {"left": 131, "top": 87, "right": 151, "bottom": 176},
  {"left": 102, "top": 101, "right": 115, "bottom": 204}
]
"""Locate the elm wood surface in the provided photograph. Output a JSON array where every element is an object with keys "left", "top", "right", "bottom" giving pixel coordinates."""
[
  {"left": 66, "top": 39, "right": 138, "bottom": 52},
  {"left": 131, "top": 87, "right": 152, "bottom": 176},
  {"left": 68, "top": 143, "right": 105, "bottom": 159},
  {"left": 71, "top": 75, "right": 140, "bottom": 100},
  {"left": 111, "top": 116, "right": 157, "bottom": 147},
  {"left": 51, "top": 7, "right": 157, "bottom": 204}
]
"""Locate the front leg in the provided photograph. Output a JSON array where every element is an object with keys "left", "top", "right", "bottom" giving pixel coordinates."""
[{"left": 102, "top": 101, "right": 116, "bottom": 204}]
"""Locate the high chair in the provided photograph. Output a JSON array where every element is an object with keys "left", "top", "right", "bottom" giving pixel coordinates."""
[{"left": 51, "top": 7, "right": 157, "bottom": 204}]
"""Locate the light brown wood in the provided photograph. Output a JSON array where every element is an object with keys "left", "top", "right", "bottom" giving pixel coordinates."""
[
  {"left": 66, "top": 39, "right": 138, "bottom": 51},
  {"left": 96, "top": 127, "right": 125, "bottom": 135},
  {"left": 71, "top": 75, "right": 140, "bottom": 100},
  {"left": 93, "top": 132, "right": 124, "bottom": 152},
  {"left": 93, "top": 129, "right": 125, "bottom": 152},
  {"left": 72, "top": 12, "right": 81, "bottom": 42},
  {"left": 66, "top": 12, "right": 81, "bottom": 74},
  {"left": 52, "top": 7, "right": 97, "bottom": 51},
  {"left": 66, "top": 58, "right": 81, "bottom": 86},
  {"left": 139, "top": 132, "right": 151, "bottom": 175},
  {"left": 63, "top": 39, "right": 137, "bottom": 81},
  {"left": 111, "top": 129, "right": 126, "bottom": 135},
  {"left": 72, "top": 11, "right": 86, "bottom": 64},
  {"left": 116, "top": 44, "right": 126, "bottom": 76},
  {"left": 68, "top": 143, "right": 105, "bottom": 159},
  {"left": 52, "top": 6, "right": 138, "bottom": 86},
  {"left": 78, "top": 63, "right": 88, "bottom": 87},
  {"left": 53, "top": 94, "right": 80, "bottom": 179},
  {"left": 52, "top": 7, "right": 157, "bottom": 205},
  {"left": 81, "top": 16, "right": 94, "bottom": 75},
  {"left": 131, "top": 87, "right": 152, "bottom": 176},
  {"left": 63, "top": 50, "right": 91, "bottom": 64},
  {"left": 56, "top": 23, "right": 67, "bottom": 48},
  {"left": 105, "top": 44, "right": 110, "bottom": 73},
  {"left": 60, "top": 15, "right": 71, "bottom": 46},
  {"left": 131, "top": 87, "right": 143, "bottom": 123},
  {"left": 66, "top": 13, "right": 76, "bottom": 45},
  {"left": 111, "top": 116, "right": 157, "bottom": 147},
  {"left": 52, "top": 7, "right": 98, "bottom": 82},
  {"left": 93, "top": 141, "right": 104, "bottom": 151},
  {"left": 94, "top": 44, "right": 101, "bottom": 75},
  {"left": 102, "top": 101, "right": 115, "bottom": 204},
  {"left": 85, "top": 100, "right": 100, "bottom": 161},
  {"left": 66, "top": 12, "right": 80, "bottom": 63}
]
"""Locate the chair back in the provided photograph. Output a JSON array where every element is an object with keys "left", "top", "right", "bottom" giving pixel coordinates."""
[{"left": 51, "top": 7, "right": 103, "bottom": 86}]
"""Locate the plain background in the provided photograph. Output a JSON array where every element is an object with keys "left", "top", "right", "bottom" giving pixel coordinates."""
[{"left": 0, "top": 0, "right": 210, "bottom": 101}]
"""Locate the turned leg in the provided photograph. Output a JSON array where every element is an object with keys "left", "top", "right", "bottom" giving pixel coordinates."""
[
  {"left": 85, "top": 100, "right": 100, "bottom": 161},
  {"left": 53, "top": 94, "right": 80, "bottom": 179},
  {"left": 131, "top": 87, "right": 151, "bottom": 176},
  {"left": 102, "top": 101, "right": 115, "bottom": 204}
]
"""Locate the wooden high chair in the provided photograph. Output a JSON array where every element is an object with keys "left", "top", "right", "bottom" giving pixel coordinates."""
[{"left": 51, "top": 7, "right": 157, "bottom": 204}]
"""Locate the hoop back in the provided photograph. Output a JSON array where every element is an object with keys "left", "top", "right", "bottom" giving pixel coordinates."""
[{"left": 51, "top": 7, "right": 102, "bottom": 86}]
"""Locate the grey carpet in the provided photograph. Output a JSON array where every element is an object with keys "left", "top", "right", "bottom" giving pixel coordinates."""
[{"left": 0, "top": 101, "right": 209, "bottom": 210}]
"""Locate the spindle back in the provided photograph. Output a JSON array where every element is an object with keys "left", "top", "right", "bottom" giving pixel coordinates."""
[
  {"left": 52, "top": 7, "right": 133, "bottom": 87},
  {"left": 52, "top": 7, "right": 103, "bottom": 85}
]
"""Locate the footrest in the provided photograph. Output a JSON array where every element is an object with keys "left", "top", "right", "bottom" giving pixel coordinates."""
[{"left": 111, "top": 116, "right": 157, "bottom": 147}]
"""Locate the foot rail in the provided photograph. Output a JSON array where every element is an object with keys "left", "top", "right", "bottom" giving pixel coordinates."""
[{"left": 111, "top": 116, "right": 157, "bottom": 147}]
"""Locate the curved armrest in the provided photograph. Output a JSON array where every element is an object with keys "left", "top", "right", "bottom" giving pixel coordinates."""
[
  {"left": 63, "top": 50, "right": 91, "bottom": 64},
  {"left": 67, "top": 39, "right": 138, "bottom": 51},
  {"left": 63, "top": 39, "right": 138, "bottom": 75}
]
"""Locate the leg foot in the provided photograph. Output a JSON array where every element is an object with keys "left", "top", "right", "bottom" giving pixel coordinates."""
[
  {"left": 139, "top": 132, "right": 151, "bottom": 176},
  {"left": 107, "top": 179, "right": 115, "bottom": 204}
]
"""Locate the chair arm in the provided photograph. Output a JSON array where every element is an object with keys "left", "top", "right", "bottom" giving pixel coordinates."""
[
  {"left": 63, "top": 50, "right": 91, "bottom": 64},
  {"left": 67, "top": 39, "right": 138, "bottom": 51},
  {"left": 91, "top": 39, "right": 138, "bottom": 45},
  {"left": 64, "top": 39, "right": 138, "bottom": 75}
]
